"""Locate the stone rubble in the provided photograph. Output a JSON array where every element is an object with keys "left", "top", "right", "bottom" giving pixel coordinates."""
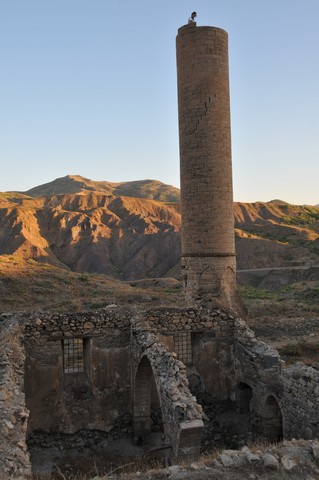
[
  {"left": 0, "top": 318, "right": 31, "bottom": 477},
  {"left": 94, "top": 440, "right": 319, "bottom": 479}
]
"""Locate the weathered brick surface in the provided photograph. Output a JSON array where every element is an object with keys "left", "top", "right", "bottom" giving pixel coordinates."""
[{"left": 176, "top": 25, "right": 236, "bottom": 306}]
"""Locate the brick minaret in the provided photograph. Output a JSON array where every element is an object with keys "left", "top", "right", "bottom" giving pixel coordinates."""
[{"left": 176, "top": 23, "right": 237, "bottom": 308}]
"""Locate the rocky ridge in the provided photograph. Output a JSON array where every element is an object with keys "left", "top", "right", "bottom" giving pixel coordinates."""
[{"left": 1, "top": 175, "right": 319, "bottom": 281}]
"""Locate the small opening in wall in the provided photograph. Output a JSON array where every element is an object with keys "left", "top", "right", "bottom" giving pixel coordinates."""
[
  {"left": 174, "top": 332, "right": 192, "bottom": 365},
  {"left": 263, "top": 395, "right": 283, "bottom": 442},
  {"left": 63, "top": 338, "right": 84, "bottom": 373},
  {"left": 236, "top": 382, "right": 253, "bottom": 413}
]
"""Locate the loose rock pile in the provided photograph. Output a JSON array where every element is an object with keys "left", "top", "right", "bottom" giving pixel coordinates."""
[{"left": 106, "top": 439, "right": 319, "bottom": 479}]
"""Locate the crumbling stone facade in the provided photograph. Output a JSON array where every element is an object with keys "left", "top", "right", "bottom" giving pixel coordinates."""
[
  {"left": 0, "top": 316, "right": 31, "bottom": 477},
  {"left": 282, "top": 363, "right": 319, "bottom": 439},
  {"left": 234, "top": 318, "right": 319, "bottom": 441},
  {"left": 132, "top": 316, "right": 203, "bottom": 460},
  {"left": 24, "top": 309, "right": 131, "bottom": 435},
  {"left": 0, "top": 299, "right": 318, "bottom": 476},
  {"left": 1, "top": 301, "right": 319, "bottom": 476}
]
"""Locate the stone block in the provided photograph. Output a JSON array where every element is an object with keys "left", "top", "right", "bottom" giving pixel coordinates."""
[
  {"left": 262, "top": 453, "right": 279, "bottom": 470},
  {"left": 281, "top": 454, "right": 298, "bottom": 471},
  {"left": 261, "top": 355, "right": 279, "bottom": 369},
  {"left": 219, "top": 453, "right": 233, "bottom": 467},
  {"left": 312, "top": 444, "right": 319, "bottom": 462}
]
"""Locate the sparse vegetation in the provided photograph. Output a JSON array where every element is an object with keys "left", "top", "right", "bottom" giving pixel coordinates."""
[
  {"left": 282, "top": 207, "right": 319, "bottom": 230},
  {"left": 239, "top": 286, "right": 278, "bottom": 300},
  {"left": 0, "top": 259, "right": 184, "bottom": 313},
  {"left": 279, "top": 339, "right": 319, "bottom": 366},
  {"left": 239, "top": 280, "right": 319, "bottom": 368},
  {"left": 5, "top": 437, "right": 319, "bottom": 479}
]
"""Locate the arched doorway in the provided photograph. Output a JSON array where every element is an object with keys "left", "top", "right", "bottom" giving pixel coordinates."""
[
  {"left": 133, "top": 356, "right": 162, "bottom": 444},
  {"left": 236, "top": 383, "right": 253, "bottom": 413},
  {"left": 263, "top": 395, "right": 283, "bottom": 442}
]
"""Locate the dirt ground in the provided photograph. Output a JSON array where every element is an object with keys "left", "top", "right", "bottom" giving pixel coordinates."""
[
  {"left": 245, "top": 299, "right": 319, "bottom": 367},
  {"left": 30, "top": 433, "right": 168, "bottom": 479}
]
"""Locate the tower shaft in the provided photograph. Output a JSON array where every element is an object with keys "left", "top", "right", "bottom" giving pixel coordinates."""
[{"left": 176, "top": 25, "right": 237, "bottom": 307}]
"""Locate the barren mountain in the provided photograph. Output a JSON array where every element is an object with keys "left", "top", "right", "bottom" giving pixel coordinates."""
[
  {"left": 1, "top": 177, "right": 319, "bottom": 281},
  {"left": 25, "top": 175, "right": 180, "bottom": 203},
  {"left": 234, "top": 201, "right": 319, "bottom": 269}
]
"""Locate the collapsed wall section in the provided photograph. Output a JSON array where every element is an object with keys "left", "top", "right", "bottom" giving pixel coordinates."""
[
  {"left": 233, "top": 318, "right": 319, "bottom": 441},
  {"left": 2, "top": 303, "right": 318, "bottom": 475}
]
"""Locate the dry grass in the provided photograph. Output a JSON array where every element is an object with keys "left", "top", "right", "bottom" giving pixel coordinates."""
[
  {"left": 278, "top": 339, "right": 319, "bottom": 367},
  {"left": 1, "top": 255, "right": 319, "bottom": 365},
  {"left": 0, "top": 257, "right": 183, "bottom": 314}
]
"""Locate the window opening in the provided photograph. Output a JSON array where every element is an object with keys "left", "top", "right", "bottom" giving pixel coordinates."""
[
  {"left": 236, "top": 383, "right": 253, "bottom": 413},
  {"left": 174, "top": 332, "right": 192, "bottom": 365},
  {"left": 63, "top": 338, "right": 84, "bottom": 373}
]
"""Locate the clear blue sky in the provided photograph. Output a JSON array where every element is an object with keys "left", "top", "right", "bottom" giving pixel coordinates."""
[{"left": 1, "top": 0, "right": 318, "bottom": 204}]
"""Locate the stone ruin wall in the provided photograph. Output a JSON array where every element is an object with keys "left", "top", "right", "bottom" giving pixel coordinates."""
[
  {"left": 131, "top": 317, "right": 204, "bottom": 460},
  {"left": 22, "top": 309, "right": 132, "bottom": 437},
  {"left": 234, "top": 318, "right": 319, "bottom": 440},
  {"left": 0, "top": 306, "right": 319, "bottom": 475},
  {"left": 282, "top": 363, "right": 319, "bottom": 439},
  {"left": 20, "top": 306, "right": 236, "bottom": 438},
  {"left": 0, "top": 316, "right": 31, "bottom": 477},
  {"left": 143, "top": 306, "right": 236, "bottom": 400},
  {"left": 0, "top": 306, "right": 237, "bottom": 461}
]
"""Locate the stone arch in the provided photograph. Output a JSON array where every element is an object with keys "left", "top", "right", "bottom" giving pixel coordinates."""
[
  {"left": 263, "top": 395, "right": 283, "bottom": 442},
  {"left": 132, "top": 325, "right": 204, "bottom": 461},
  {"left": 133, "top": 355, "right": 161, "bottom": 443},
  {"left": 236, "top": 382, "right": 253, "bottom": 413}
]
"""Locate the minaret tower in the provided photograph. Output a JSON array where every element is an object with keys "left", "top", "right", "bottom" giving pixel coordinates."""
[{"left": 176, "top": 22, "right": 237, "bottom": 308}]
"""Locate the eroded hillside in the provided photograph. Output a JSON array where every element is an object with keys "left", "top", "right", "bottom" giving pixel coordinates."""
[
  {"left": 1, "top": 177, "right": 319, "bottom": 280},
  {"left": 0, "top": 192, "right": 181, "bottom": 280}
]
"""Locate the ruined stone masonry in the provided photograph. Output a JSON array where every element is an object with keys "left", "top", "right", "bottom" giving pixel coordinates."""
[
  {"left": 0, "top": 317, "right": 31, "bottom": 477},
  {"left": 0, "top": 20, "right": 319, "bottom": 478},
  {"left": 1, "top": 303, "right": 319, "bottom": 475}
]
